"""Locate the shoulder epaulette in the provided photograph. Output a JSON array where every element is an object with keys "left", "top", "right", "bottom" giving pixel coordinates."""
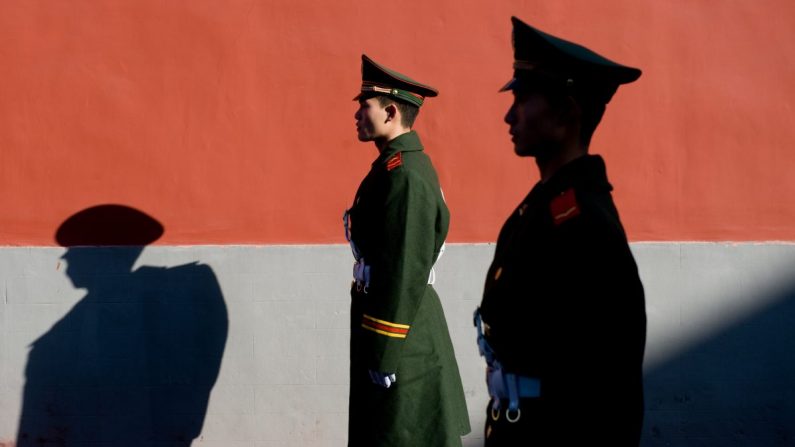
[
  {"left": 386, "top": 152, "right": 403, "bottom": 171},
  {"left": 550, "top": 188, "right": 580, "bottom": 225}
]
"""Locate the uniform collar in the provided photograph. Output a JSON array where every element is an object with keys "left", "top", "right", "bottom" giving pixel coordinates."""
[
  {"left": 373, "top": 130, "right": 424, "bottom": 166},
  {"left": 540, "top": 154, "right": 613, "bottom": 195}
]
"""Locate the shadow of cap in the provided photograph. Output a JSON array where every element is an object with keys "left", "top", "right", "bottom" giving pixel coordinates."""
[{"left": 55, "top": 204, "right": 164, "bottom": 247}]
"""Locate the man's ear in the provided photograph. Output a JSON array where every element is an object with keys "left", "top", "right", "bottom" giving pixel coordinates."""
[
  {"left": 384, "top": 103, "right": 398, "bottom": 123},
  {"left": 547, "top": 96, "right": 581, "bottom": 142},
  {"left": 559, "top": 96, "right": 582, "bottom": 127}
]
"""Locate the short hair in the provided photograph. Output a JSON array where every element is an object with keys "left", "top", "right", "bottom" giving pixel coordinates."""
[
  {"left": 575, "top": 98, "right": 606, "bottom": 148},
  {"left": 375, "top": 95, "right": 420, "bottom": 128}
]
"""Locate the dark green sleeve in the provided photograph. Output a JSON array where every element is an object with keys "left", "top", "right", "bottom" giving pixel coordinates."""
[
  {"left": 543, "top": 199, "right": 646, "bottom": 443},
  {"left": 360, "top": 167, "right": 437, "bottom": 372}
]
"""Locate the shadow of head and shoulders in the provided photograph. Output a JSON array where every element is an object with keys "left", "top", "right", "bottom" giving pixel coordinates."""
[{"left": 18, "top": 204, "right": 228, "bottom": 446}]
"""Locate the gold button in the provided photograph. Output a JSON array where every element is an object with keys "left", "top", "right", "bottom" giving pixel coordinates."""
[{"left": 494, "top": 267, "right": 502, "bottom": 280}]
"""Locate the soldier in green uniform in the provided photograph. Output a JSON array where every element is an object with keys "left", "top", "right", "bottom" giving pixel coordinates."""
[
  {"left": 345, "top": 54, "right": 470, "bottom": 446},
  {"left": 475, "top": 18, "right": 647, "bottom": 445}
]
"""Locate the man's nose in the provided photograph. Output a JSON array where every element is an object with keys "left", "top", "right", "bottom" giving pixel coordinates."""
[{"left": 504, "top": 106, "right": 514, "bottom": 125}]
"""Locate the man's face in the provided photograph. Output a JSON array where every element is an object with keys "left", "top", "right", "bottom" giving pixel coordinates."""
[
  {"left": 60, "top": 247, "right": 140, "bottom": 289},
  {"left": 354, "top": 97, "right": 390, "bottom": 142},
  {"left": 504, "top": 88, "right": 562, "bottom": 158}
]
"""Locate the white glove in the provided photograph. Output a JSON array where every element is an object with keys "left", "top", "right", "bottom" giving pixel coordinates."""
[{"left": 369, "top": 370, "right": 397, "bottom": 388}]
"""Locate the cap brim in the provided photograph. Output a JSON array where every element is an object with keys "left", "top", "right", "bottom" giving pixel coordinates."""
[
  {"left": 353, "top": 91, "right": 381, "bottom": 102},
  {"left": 55, "top": 204, "right": 164, "bottom": 247},
  {"left": 499, "top": 78, "right": 517, "bottom": 92}
]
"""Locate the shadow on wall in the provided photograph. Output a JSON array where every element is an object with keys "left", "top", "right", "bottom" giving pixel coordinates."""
[
  {"left": 642, "top": 281, "right": 795, "bottom": 446},
  {"left": 16, "top": 205, "right": 228, "bottom": 447}
]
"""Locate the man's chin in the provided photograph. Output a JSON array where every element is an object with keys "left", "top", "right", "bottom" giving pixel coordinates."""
[
  {"left": 357, "top": 133, "right": 372, "bottom": 142},
  {"left": 513, "top": 144, "right": 534, "bottom": 157}
]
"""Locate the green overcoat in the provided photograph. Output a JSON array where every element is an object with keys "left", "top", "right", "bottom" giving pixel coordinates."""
[
  {"left": 479, "top": 155, "right": 646, "bottom": 445},
  {"left": 346, "top": 131, "right": 470, "bottom": 446}
]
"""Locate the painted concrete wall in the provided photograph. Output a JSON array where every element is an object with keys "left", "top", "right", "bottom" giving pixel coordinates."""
[
  {"left": 2, "top": 244, "right": 793, "bottom": 446},
  {"left": 2, "top": 1, "right": 794, "bottom": 445},
  {"left": 2, "top": 0, "right": 795, "bottom": 245}
]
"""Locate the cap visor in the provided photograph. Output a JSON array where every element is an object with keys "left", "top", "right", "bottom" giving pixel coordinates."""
[{"left": 499, "top": 78, "right": 517, "bottom": 92}]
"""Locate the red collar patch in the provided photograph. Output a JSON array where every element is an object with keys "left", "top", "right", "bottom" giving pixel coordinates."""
[
  {"left": 386, "top": 152, "right": 403, "bottom": 171},
  {"left": 550, "top": 188, "right": 580, "bottom": 225}
]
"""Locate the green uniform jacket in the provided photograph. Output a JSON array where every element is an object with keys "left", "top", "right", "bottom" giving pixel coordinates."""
[
  {"left": 479, "top": 155, "right": 646, "bottom": 445},
  {"left": 347, "top": 131, "right": 470, "bottom": 447}
]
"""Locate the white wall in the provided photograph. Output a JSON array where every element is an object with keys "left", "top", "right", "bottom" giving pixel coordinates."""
[{"left": 1, "top": 244, "right": 793, "bottom": 446}]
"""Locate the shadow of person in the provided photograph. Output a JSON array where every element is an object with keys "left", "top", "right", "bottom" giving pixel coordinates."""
[
  {"left": 643, "top": 281, "right": 795, "bottom": 445},
  {"left": 16, "top": 205, "right": 228, "bottom": 447}
]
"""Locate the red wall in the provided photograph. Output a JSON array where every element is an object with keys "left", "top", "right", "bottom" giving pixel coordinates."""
[{"left": 2, "top": 0, "right": 794, "bottom": 245}]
